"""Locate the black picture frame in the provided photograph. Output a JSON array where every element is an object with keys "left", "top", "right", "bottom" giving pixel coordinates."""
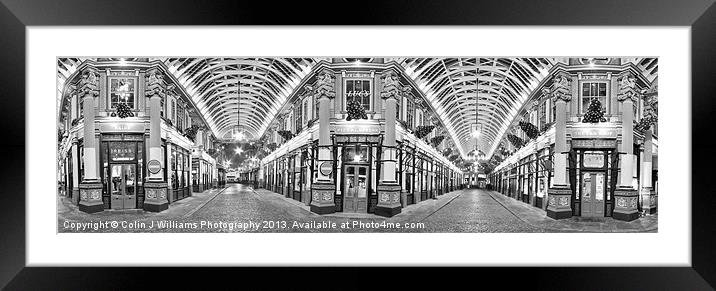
[{"left": 2, "top": 0, "right": 715, "bottom": 289}]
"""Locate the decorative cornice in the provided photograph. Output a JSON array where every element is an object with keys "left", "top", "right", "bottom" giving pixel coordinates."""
[
  {"left": 78, "top": 67, "right": 100, "bottom": 98},
  {"left": 617, "top": 72, "right": 641, "bottom": 103},
  {"left": 144, "top": 67, "right": 166, "bottom": 98}
]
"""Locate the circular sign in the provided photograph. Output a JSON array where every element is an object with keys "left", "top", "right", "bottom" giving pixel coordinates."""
[
  {"left": 147, "top": 160, "right": 162, "bottom": 174},
  {"left": 319, "top": 162, "right": 333, "bottom": 176}
]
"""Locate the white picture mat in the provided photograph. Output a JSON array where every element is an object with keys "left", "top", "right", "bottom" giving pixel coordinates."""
[{"left": 28, "top": 26, "right": 690, "bottom": 266}]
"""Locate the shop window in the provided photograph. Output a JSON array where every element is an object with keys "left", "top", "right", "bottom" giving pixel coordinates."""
[
  {"left": 109, "top": 77, "right": 136, "bottom": 110},
  {"left": 344, "top": 79, "right": 372, "bottom": 111},
  {"left": 581, "top": 82, "right": 607, "bottom": 114}
]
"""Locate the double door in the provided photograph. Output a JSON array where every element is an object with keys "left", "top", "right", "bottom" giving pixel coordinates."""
[
  {"left": 581, "top": 172, "right": 605, "bottom": 217},
  {"left": 110, "top": 164, "right": 137, "bottom": 209},
  {"left": 344, "top": 165, "right": 368, "bottom": 213}
]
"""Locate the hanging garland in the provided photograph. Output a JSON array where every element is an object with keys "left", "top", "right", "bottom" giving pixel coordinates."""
[
  {"left": 518, "top": 121, "right": 540, "bottom": 139},
  {"left": 183, "top": 125, "right": 199, "bottom": 142},
  {"left": 507, "top": 134, "right": 525, "bottom": 149},
  {"left": 540, "top": 121, "right": 554, "bottom": 134},
  {"left": 111, "top": 102, "right": 134, "bottom": 118},
  {"left": 448, "top": 154, "right": 459, "bottom": 162},
  {"left": 277, "top": 130, "right": 294, "bottom": 141},
  {"left": 430, "top": 135, "right": 445, "bottom": 148},
  {"left": 266, "top": 143, "right": 277, "bottom": 152},
  {"left": 442, "top": 148, "right": 453, "bottom": 157},
  {"left": 635, "top": 114, "right": 658, "bottom": 132},
  {"left": 346, "top": 99, "right": 368, "bottom": 121},
  {"left": 582, "top": 98, "right": 607, "bottom": 123},
  {"left": 414, "top": 125, "right": 435, "bottom": 139}
]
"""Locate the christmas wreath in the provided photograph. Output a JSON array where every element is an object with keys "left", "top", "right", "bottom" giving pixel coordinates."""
[
  {"left": 582, "top": 99, "right": 607, "bottom": 123},
  {"left": 442, "top": 148, "right": 453, "bottom": 157},
  {"left": 507, "top": 134, "right": 525, "bottom": 149},
  {"left": 266, "top": 143, "right": 278, "bottom": 152},
  {"left": 518, "top": 121, "right": 540, "bottom": 139},
  {"left": 346, "top": 99, "right": 368, "bottom": 121},
  {"left": 414, "top": 125, "right": 435, "bottom": 139},
  {"left": 111, "top": 102, "right": 134, "bottom": 118},
  {"left": 277, "top": 130, "right": 294, "bottom": 141}
]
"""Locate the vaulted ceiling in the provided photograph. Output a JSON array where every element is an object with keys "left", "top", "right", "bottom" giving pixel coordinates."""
[{"left": 57, "top": 57, "right": 658, "bottom": 162}]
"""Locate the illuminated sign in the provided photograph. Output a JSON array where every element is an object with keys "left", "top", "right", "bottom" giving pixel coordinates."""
[
  {"left": 100, "top": 122, "right": 145, "bottom": 133},
  {"left": 334, "top": 124, "right": 380, "bottom": 135},
  {"left": 569, "top": 127, "right": 618, "bottom": 138}
]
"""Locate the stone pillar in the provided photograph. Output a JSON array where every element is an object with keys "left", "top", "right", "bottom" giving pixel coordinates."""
[
  {"left": 310, "top": 71, "right": 336, "bottom": 214},
  {"left": 77, "top": 68, "right": 103, "bottom": 213},
  {"left": 375, "top": 72, "right": 403, "bottom": 217},
  {"left": 71, "top": 137, "right": 80, "bottom": 204},
  {"left": 614, "top": 73, "right": 640, "bottom": 221},
  {"left": 545, "top": 72, "right": 573, "bottom": 219},
  {"left": 400, "top": 147, "right": 408, "bottom": 208},
  {"left": 143, "top": 68, "right": 169, "bottom": 212},
  {"left": 166, "top": 137, "right": 174, "bottom": 203},
  {"left": 640, "top": 129, "right": 656, "bottom": 214}
]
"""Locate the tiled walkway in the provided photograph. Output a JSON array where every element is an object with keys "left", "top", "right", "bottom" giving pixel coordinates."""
[{"left": 58, "top": 184, "right": 657, "bottom": 233}]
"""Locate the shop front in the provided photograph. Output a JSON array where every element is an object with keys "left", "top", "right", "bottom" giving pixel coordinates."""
[
  {"left": 99, "top": 134, "right": 146, "bottom": 210},
  {"left": 335, "top": 134, "right": 381, "bottom": 213}
]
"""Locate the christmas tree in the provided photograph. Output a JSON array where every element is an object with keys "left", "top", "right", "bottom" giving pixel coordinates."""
[
  {"left": 112, "top": 102, "right": 134, "bottom": 118},
  {"left": 346, "top": 99, "right": 368, "bottom": 121},
  {"left": 582, "top": 99, "right": 607, "bottom": 123}
]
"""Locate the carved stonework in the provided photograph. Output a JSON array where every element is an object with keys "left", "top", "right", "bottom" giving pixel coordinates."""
[
  {"left": 144, "top": 68, "right": 166, "bottom": 98},
  {"left": 617, "top": 72, "right": 640, "bottom": 103},
  {"left": 315, "top": 71, "right": 336, "bottom": 101},
  {"left": 380, "top": 71, "right": 403, "bottom": 101},
  {"left": 545, "top": 72, "right": 572, "bottom": 103},
  {"left": 78, "top": 67, "right": 100, "bottom": 97}
]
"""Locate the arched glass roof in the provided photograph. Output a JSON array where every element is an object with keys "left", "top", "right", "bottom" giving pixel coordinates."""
[
  {"left": 388, "top": 58, "right": 556, "bottom": 158},
  {"left": 161, "top": 58, "right": 326, "bottom": 140}
]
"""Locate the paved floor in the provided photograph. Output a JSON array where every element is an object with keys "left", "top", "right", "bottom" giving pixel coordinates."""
[{"left": 58, "top": 184, "right": 656, "bottom": 233}]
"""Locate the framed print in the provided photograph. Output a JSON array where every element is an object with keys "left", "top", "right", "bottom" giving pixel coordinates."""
[{"left": 2, "top": 0, "right": 716, "bottom": 289}]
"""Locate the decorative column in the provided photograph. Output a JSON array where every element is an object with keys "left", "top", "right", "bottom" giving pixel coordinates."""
[
  {"left": 143, "top": 68, "right": 169, "bottom": 212},
  {"left": 545, "top": 72, "right": 573, "bottom": 219},
  {"left": 614, "top": 73, "right": 640, "bottom": 221},
  {"left": 375, "top": 72, "right": 403, "bottom": 217},
  {"left": 641, "top": 84, "right": 658, "bottom": 214},
  {"left": 71, "top": 137, "right": 80, "bottom": 204},
  {"left": 640, "top": 129, "right": 656, "bottom": 214},
  {"left": 400, "top": 145, "right": 408, "bottom": 208},
  {"left": 77, "top": 67, "right": 104, "bottom": 213},
  {"left": 166, "top": 136, "right": 173, "bottom": 203},
  {"left": 310, "top": 71, "right": 336, "bottom": 214}
]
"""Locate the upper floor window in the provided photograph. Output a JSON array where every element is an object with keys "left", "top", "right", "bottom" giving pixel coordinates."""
[
  {"left": 581, "top": 82, "right": 607, "bottom": 114},
  {"left": 396, "top": 96, "right": 402, "bottom": 120},
  {"left": 344, "top": 79, "right": 372, "bottom": 111},
  {"left": 109, "top": 77, "right": 136, "bottom": 110},
  {"left": 539, "top": 100, "right": 546, "bottom": 127},
  {"left": 294, "top": 101, "right": 302, "bottom": 132},
  {"left": 303, "top": 100, "right": 308, "bottom": 125},
  {"left": 177, "top": 104, "right": 184, "bottom": 130},
  {"left": 406, "top": 99, "right": 415, "bottom": 128}
]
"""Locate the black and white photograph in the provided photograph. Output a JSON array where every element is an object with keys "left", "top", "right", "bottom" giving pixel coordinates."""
[{"left": 56, "top": 57, "right": 659, "bottom": 233}]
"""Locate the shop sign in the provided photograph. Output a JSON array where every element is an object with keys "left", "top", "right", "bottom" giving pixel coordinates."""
[
  {"left": 334, "top": 124, "right": 380, "bottom": 135},
  {"left": 110, "top": 142, "right": 136, "bottom": 161},
  {"left": 147, "top": 160, "right": 162, "bottom": 174},
  {"left": 583, "top": 153, "right": 604, "bottom": 168},
  {"left": 570, "top": 127, "right": 618, "bottom": 139},
  {"left": 101, "top": 122, "right": 145, "bottom": 133},
  {"left": 319, "top": 161, "right": 333, "bottom": 176}
]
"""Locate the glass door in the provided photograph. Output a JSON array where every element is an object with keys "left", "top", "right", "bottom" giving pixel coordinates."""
[
  {"left": 581, "top": 172, "right": 605, "bottom": 217},
  {"left": 109, "top": 164, "right": 136, "bottom": 209}
]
